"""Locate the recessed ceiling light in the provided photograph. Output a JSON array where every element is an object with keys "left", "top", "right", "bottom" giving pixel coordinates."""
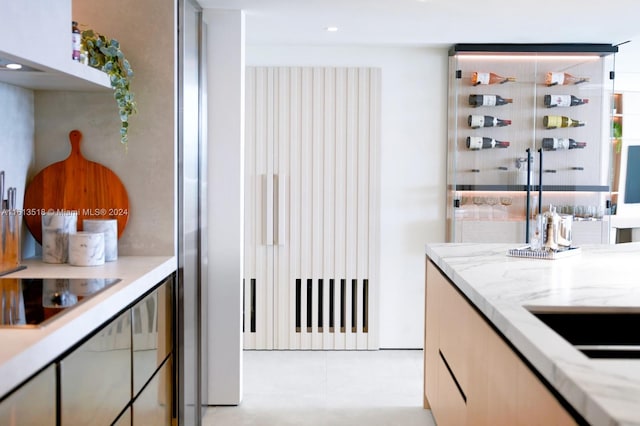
[
  {"left": 326, "top": 26, "right": 338, "bottom": 32},
  {"left": 0, "top": 57, "right": 39, "bottom": 72}
]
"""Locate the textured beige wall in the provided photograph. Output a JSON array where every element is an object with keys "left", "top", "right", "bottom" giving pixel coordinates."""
[{"left": 31, "top": 0, "right": 176, "bottom": 256}]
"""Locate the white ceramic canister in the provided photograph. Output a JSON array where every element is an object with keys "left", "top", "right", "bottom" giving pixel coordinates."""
[
  {"left": 83, "top": 219, "right": 118, "bottom": 262},
  {"left": 41, "top": 210, "right": 78, "bottom": 264},
  {"left": 68, "top": 231, "right": 105, "bottom": 266}
]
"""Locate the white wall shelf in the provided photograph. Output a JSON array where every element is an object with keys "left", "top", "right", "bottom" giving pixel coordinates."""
[
  {"left": 0, "top": 0, "right": 111, "bottom": 91},
  {"left": 0, "top": 53, "right": 111, "bottom": 91}
]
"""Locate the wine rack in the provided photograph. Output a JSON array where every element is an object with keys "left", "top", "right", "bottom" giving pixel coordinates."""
[{"left": 446, "top": 44, "right": 617, "bottom": 244}]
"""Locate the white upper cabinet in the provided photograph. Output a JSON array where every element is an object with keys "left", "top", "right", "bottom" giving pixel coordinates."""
[{"left": 0, "top": 0, "right": 110, "bottom": 90}]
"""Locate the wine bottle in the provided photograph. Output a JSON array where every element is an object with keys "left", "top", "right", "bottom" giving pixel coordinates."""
[
  {"left": 545, "top": 72, "right": 589, "bottom": 86},
  {"left": 468, "top": 94, "right": 513, "bottom": 107},
  {"left": 467, "top": 115, "right": 512, "bottom": 128},
  {"left": 544, "top": 94, "right": 589, "bottom": 108},
  {"left": 543, "top": 115, "right": 585, "bottom": 129},
  {"left": 466, "top": 137, "right": 510, "bottom": 150},
  {"left": 541, "top": 138, "right": 587, "bottom": 150},
  {"left": 72, "top": 21, "right": 81, "bottom": 61},
  {"left": 471, "top": 72, "right": 516, "bottom": 86}
]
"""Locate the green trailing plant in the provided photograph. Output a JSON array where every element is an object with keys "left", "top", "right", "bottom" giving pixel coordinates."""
[
  {"left": 613, "top": 121, "right": 622, "bottom": 153},
  {"left": 613, "top": 121, "right": 622, "bottom": 139},
  {"left": 82, "top": 29, "right": 137, "bottom": 145}
]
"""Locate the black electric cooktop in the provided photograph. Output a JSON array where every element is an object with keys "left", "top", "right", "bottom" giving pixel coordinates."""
[{"left": 0, "top": 277, "right": 121, "bottom": 328}]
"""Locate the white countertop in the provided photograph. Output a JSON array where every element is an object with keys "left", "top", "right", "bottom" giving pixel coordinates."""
[
  {"left": 0, "top": 256, "right": 177, "bottom": 397},
  {"left": 425, "top": 242, "right": 640, "bottom": 426}
]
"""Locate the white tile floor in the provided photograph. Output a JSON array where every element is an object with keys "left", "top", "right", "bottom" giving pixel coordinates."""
[{"left": 203, "top": 349, "right": 436, "bottom": 426}]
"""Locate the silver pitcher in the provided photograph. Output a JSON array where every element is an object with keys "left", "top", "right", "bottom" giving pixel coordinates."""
[
  {"left": 542, "top": 206, "right": 572, "bottom": 251},
  {"left": 557, "top": 214, "right": 573, "bottom": 248}
]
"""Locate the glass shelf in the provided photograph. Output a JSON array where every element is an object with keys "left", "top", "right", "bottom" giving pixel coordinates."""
[{"left": 453, "top": 185, "right": 610, "bottom": 192}]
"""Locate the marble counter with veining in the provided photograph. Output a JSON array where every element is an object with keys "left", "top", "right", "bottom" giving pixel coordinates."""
[
  {"left": 0, "top": 256, "right": 176, "bottom": 398},
  {"left": 425, "top": 242, "right": 640, "bottom": 426}
]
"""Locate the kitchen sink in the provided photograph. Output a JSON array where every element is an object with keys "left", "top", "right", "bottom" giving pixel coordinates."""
[{"left": 527, "top": 307, "right": 640, "bottom": 359}]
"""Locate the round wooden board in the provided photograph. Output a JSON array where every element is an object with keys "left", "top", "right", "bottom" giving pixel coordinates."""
[{"left": 23, "top": 130, "right": 130, "bottom": 244}]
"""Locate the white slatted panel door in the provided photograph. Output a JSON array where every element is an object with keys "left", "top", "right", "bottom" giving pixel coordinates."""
[
  {"left": 244, "top": 66, "right": 380, "bottom": 350},
  {"left": 244, "top": 67, "right": 274, "bottom": 350},
  {"left": 243, "top": 68, "right": 257, "bottom": 350}
]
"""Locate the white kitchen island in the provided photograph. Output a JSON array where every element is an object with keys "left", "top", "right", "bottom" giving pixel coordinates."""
[{"left": 425, "top": 242, "right": 640, "bottom": 426}]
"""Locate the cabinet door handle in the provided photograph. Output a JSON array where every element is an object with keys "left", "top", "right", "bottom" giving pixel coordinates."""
[
  {"left": 538, "top": 148, "right": 543, "bottom": 214},
  {"left": 439, "top": 349, "right": 467, "bottom": 403},
  {"left": 526, "top": 149, "right": 532, "bottom": 243}
]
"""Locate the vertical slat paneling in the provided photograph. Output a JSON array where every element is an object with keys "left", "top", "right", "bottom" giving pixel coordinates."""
[
  {"left": 311, "top": 68, "right": 324, "bottom": 349},
  {"left": 345, "top": 67, "right": 359, "bottom": 349},
  {"left": 288, "top": 68, "right": 301, "bottom": 349},
  {"left": 275, "top": 67, "right": 291, "bottom": 349},
  {"left": 299, "top": 67, "right": 313, "bottom": 349},
  {"left": 263, "top": 68, "right": 275, "bottom": 349},
  {"left": 333, "top": 68, "right": 348, "bottom": 349},
  {"left": 323, "top": 68, "right": 336, "bottom": 349},
  {"left": 243, "top": 68, "right": 257, "bottom": 349},
  {"left": 368, "top": 69, "right": 381, "bottom": 349},
  {"left": 256, "top": 67, "right": 269, "bottom": 349},
  {"left": 245, "top": 66, "right": 380, "bottom": 350},
  {"left": 251, "top": 67, "right": 269, "bottom": 349},
  {"left": 356, "top": 68, "right": 370, "bottom": 349}
]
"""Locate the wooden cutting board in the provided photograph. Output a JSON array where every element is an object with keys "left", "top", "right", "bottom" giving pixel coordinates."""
[{"left": 23, "top": 130, "right": 130, "bottom": 244}]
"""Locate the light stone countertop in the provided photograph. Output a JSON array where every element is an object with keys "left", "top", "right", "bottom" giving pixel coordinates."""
[
  {"left": 425, "top": 242, "right": 640, "bottom": 426},
  {"left": 0, "top": 256, "right": 177, "bottom": 397}
]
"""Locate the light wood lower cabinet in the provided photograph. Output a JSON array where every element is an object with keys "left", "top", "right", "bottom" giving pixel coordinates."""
[
  {"left": 435, "top": 352, "right": 467, "bottom": 426},
  {"left": 423, "top": 259, "right": 439, "bottom": 411},
  {"left": 517, "top": 360, "right": 577, "bottom": 426},
  {"left": 484, "top": 319, "right": 519, "bottom": 426},
  {"left": 424, "top": 259, "right": 576, "bottom": 426},
  {"left": 0, "top": 364, "right": 56, "bottom": 426}
]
